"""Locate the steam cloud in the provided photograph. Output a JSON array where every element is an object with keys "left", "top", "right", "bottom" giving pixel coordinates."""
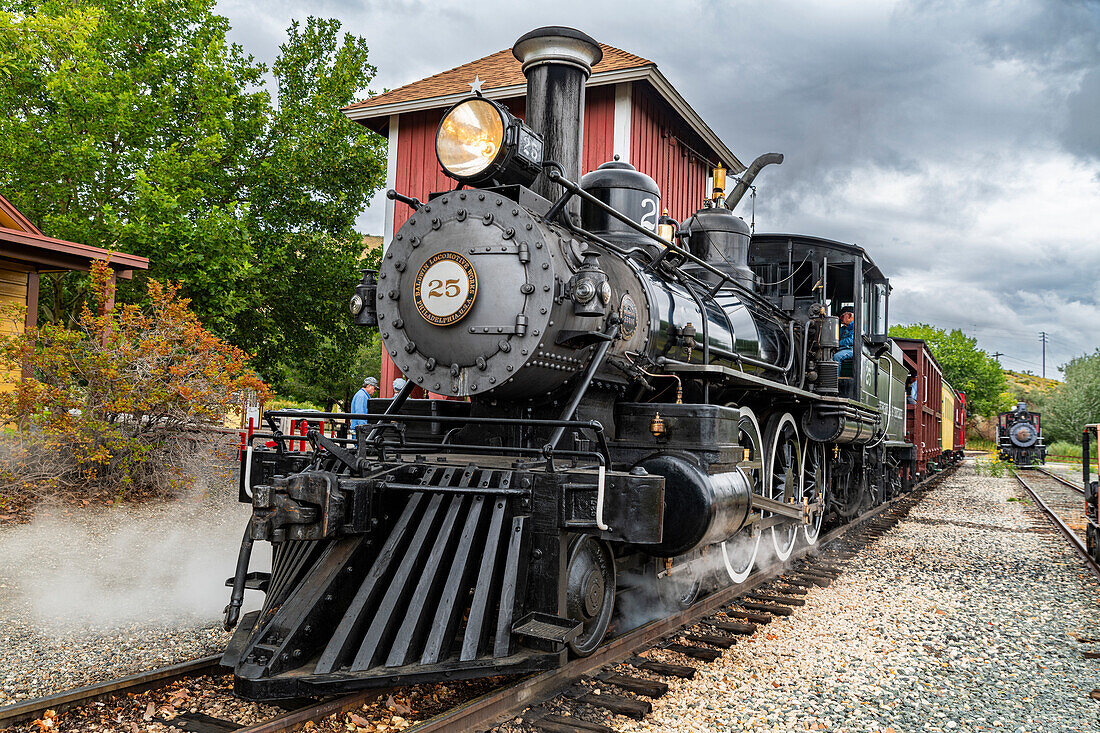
[{"left": 0, "top": 492, "right": 269, "bottom": 630}]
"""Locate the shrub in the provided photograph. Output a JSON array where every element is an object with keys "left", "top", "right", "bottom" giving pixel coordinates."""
[
  {"left": 0, "top": 261, "right": 268, "bottom": 504},
  {"left": 974, "top": 455, "right": 1008, "bottom": 477}
]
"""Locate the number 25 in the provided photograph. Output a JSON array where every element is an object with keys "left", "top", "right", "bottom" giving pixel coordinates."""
[{"left": 427, "top": 279, "right": 461, "bottom": 298}]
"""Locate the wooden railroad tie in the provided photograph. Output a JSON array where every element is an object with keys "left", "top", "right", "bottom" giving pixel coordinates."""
[
  {"left": 1083, "top": 651, "right": 1100, "bottom": 660},
  {"left": 789, "top": 573, "right": 831, "bottom": 588},
  {"left": 601, "top": 672, "right": 669, "bottom": 698},
  {"left": 740, "top": 601, "right": 794, "bottom": 617},
  {"left": 724, "top": 609, "right": 772, "bottom": 624},
  {"left": 686, "top": 632, "right": 737, "bottom": 649},
  {"left": 664, "top": 643, "right": 722, "bottom": 662},
  {"left": 535, "top": 714, "right": 616, "bottom": 733},
  {"left": 747, "top": 593, "right": 806, "bottom": 607},
  {"left": 1091, "top": 690, "right": 1100, "bottom": 702},
  {"left": 578, "top": 692, "right": 652, "bottom": 720},
  {"left": 769, "top": 583, "right": 809, "bottom": 595},
  {"left": 780, "top": 576, "right": 816, "bottom": 588},
  {"left": 629, "top": 657, "right": 697, "bottom": 678},
  {"left": 709, "top": 620, "right": 757, "bottom": 635},
  {"left": 170, "top": 712, "right": 240, "bottom": 733}
]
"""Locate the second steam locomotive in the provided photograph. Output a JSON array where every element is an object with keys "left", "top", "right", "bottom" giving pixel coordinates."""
[{"left": 222, "top": 27, "right": 959, "bottom": 699}]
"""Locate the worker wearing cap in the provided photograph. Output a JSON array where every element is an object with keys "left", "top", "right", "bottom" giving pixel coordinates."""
[
  {"left": 393, "top": 377, "right": 407, "bottom": 394},
  {"left": 833, "top": 307, "right": 855, "bottom": 365},
  {"left": 350, "top": 377, "right": 378, "bottom": 433}
]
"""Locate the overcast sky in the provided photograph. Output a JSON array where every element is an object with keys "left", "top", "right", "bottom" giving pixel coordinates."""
[{"left": 216, "top": 0, "right": 1099, "bottom": 377}]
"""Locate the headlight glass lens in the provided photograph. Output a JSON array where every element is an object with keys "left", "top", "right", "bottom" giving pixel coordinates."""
[{"left": 437, "top": 99, "right": 505, "bottom": 178}]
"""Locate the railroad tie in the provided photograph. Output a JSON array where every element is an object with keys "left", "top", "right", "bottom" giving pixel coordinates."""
[
  {"left": 665, "top": 643, "right": 722, "bottom": 662},
  {"left": 534, "top": 714, "right": 616, "bottom": 733},
  {"left": 724, "top": 609, "right": 772, "bottom": 624},
  {"left": 629, "top": 657, "right": 697, "bottom": 678},
  {"left": 789, "top": 573, "right": 831, "bottom": 588},
  {"left": 780, "top": 576, "right": 816, "bottom": 588},
  {"left": 578, "top": 692, "right": 652, "bottom": 720},
  {"left": 601, "top": 673, "right": 669, "bottom": 698},
  {"left": 171, "top": 712, "right": 241, "bottom": 733},
  {"left": 769, "top": 583, "right": 809, "bottom": 596},
  {"left": 1091, "top": 690, "right": 1100, "bottom": 702},
  {"left": 1083, "top": 651, "right": 1100, "bottom": 660},
  {"left": 740, "top": 601, "right": 794, "bottom": 617},
  {"left": 747, "top": 592, "right": 806, "bottom": 607},
  {"left": 686, "top": 632, "right": 737, "bottom": 649},
  {"left": 709, "top": 620, "right": 757, "bottom": 635}
]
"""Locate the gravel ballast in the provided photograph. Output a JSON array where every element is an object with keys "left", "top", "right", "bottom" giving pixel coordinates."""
[
  {"left": 600, "top": 464, "right": 1100, "bottom": 732},
  {"left": 0, "top": 481, "right": 261, "bottom": 708}
]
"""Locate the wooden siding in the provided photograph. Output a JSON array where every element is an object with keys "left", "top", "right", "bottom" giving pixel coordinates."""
[
  {"left": 581, "top": 85, "right": 615, "bottom": 174},
  {"left": 629, "top": 85, "right": 709, "bottom": 223},
  {"left": 0, "top": 262, "right": 28, "bottom": 391}
]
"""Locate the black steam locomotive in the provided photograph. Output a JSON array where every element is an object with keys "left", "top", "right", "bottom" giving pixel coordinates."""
[
  {"left": 997, "top": 402, "right": 1046, "bottom": 465},
  {"left": 222, "top": 27, "right": 919, "bottom": 699}
]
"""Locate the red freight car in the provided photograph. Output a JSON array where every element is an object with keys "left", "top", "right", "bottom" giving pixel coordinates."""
[{"left": 895, "top": 338, "right": 944, "bottom": 478}]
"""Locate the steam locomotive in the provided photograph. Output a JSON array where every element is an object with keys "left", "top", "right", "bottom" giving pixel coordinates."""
[
  {"left": 997, "top": 402, "right": 1046, "bottom": 465},
  {"left": 221, "top": 27, "right": 926, "bottom": 699}
]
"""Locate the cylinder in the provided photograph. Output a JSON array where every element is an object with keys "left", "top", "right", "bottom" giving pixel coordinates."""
[
  {"left": 513, "top": 27, "right": 602, "bottom": 220},
  {"left": 639, "top": 453, "right": 752, "bottom": 558}
]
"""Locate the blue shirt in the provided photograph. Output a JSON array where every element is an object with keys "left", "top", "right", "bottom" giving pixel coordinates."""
[
  {"left": 838, "top": 321, "right": 854, "bottom": 349},
  {"left": 350, "top": 388, "right": 371, "bottom": 432}
]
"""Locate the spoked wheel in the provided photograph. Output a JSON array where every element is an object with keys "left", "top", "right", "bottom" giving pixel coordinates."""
[
  {"left": 719, "top": 405, "right": 763, "bottom": 585},
  {"left": 764, "top": 413, "right": 802, "bottom": 562},
  {"left": 566, "top": 535, "right": 616, "bottom": 656},
  {"left": 802, "top": 440, "right": 827, "bottom": 545},
  {"left": 653, "top": 550, "right": 704, "bottom": 610}
]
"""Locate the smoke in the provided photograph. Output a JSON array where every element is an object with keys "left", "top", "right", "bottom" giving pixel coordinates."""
[
  {"left": 611, "top": 529, "right": 791, "bottom": 635},
  {"left": 0, "top": 484, "right": 270, "bottom": 630}
]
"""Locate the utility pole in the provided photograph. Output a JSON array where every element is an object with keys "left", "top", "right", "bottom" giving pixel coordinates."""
[
  {"left": 1039, "top": 332, "right": 1048, "bottom": 379},
  {"left": 993, "top": 351, "right": 1003, "bottom": 365}
]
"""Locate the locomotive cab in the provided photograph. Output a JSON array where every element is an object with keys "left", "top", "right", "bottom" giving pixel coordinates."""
[{"left": 749, "top": 234, "right": 893, "bottom": 401}]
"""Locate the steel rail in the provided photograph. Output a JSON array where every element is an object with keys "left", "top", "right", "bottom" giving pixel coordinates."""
[
  {"left": 0, "top": 655, "right": 222, "bottom": 728},
  {"left": 1013, "top": 470, "right": 1100, "bottom": 581},
  {"left": 400, "top": 467, "right": 954, "bottom": 733},
  {"left": 1030, "top": 465, "right": 1086, "bottom": 495}
]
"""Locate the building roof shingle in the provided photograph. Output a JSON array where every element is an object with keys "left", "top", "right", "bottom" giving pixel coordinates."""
[{"left": 345, "top": 44, "right": 652, "bottom": 113}]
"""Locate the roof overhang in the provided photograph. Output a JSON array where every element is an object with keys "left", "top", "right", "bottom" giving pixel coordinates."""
[
  {"left": 0, "top": 228, "right": 149, "bottom": 279},
  {"left": 343, "top": 65, "right": 745, "bottom": 173}
]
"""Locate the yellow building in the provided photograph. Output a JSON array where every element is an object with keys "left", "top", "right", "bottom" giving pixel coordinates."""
[{"left": 0, "top": 193, "right": 149, "bottom": 388}]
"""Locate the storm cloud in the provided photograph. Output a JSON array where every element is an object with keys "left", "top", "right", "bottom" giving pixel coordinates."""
[{"left": 216, "top": 0, "right": 1100, "bottom": 375}]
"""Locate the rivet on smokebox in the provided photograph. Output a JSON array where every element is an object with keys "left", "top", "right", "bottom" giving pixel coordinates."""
[{"left": 649, "top": 413, "right": 667, "bottom": 439}]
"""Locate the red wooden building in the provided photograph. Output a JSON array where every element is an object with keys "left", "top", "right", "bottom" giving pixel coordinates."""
[{"left": 343, "top": 43, "right": 745, "bottom": 395}]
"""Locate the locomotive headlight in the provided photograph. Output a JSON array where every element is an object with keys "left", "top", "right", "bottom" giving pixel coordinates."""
[
  {"left": 436, "top": 97, "right": 543, "bottom": 186},
  {"left": 349, "top": 294, "right": 364, "bottom": 316}
]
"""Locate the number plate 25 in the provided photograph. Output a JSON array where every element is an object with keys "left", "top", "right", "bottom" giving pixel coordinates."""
[{"left": 413, "top": 251, "right": 478, "bottom": 326}]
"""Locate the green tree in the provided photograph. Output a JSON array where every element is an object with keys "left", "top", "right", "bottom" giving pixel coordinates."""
[
  {"left": 889, "top": 324, "right": 1009, "bottom": 417},
  {"left": 1044, "top": 350, "right": 1100, "bottom": 443},
  {"left": 0, "top": 0, "right": 385, "bottom": 396}
]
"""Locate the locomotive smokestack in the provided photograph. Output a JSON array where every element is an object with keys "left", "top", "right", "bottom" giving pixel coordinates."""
[{"left": 513, "top": 27, "right": 602, "bottom": 218}]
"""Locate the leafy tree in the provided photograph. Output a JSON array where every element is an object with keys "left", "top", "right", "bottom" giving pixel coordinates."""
[
  {"left": 1044, "top": 350, "right": 1100, "bottom": 443},
  {"left": 0, "top": 0, "right": 385, "bottom": 395},
  {"left": 889, "top": 324, "right": 1009, "bottom": 417},
  {"left": 0, "top": 260, "right": 268, "bottom": 501}
]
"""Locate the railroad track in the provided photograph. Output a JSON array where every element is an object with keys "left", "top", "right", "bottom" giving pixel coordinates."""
[
  {"left": 1, "top": 467, "right": 956, "bottom": 733},
  {"left": 1033, "top": 466, "right": 1086, "bottom": 495},
  {"left": 407, "top": 466, "right": 958, "bottom": 733},
  {"left": 1013, "top": 467, "right": 1099, "bottom": 581}
]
